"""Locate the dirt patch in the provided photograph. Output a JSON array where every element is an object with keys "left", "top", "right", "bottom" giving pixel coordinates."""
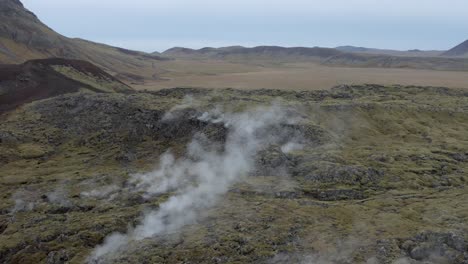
[{"left": 0, "top": 58, "right": 131, "bottom": 113}]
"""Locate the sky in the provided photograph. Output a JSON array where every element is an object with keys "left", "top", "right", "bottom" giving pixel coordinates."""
[{"left": 21, "top": 0, "right": 468, "bottom": 53}]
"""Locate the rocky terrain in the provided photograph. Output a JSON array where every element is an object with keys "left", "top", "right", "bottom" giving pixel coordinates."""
[
  {"left": 0, "top": 1, "right": 467, "bottom": 264},
  {"left": 0, "top": 58, "right": 132, "bottom": 112},
  {"left": 0, "top": 84, "right": 467, "bottom": 263}
]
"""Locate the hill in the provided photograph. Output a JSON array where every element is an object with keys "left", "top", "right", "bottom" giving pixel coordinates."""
[
  {"left": 0, "top": 58, "right": 132, "bottom": 112},
  {"left": 162, "top": 45, "right": 468, "bottom": 71},
  {"left": 322, "top": 52, "right": 468, "bottom": 71},
  {"left": 163, "top": 46, "right": 342, "bottom": 61},
  {"left": 335, "top": 45, "right": 443, "bottom": 57},
  {"left": 443, "top": 39, "right": 468, "bottom": 57},
  {"left": 0, "top": 0, "right": 166, "bottom": 80}
]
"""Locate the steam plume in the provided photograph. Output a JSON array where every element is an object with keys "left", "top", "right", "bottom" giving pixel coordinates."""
[{"left": 89, "top": 104, "right": 303, "bottom": 262}]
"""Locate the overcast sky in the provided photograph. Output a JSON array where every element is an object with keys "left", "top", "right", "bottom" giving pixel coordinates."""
[{"left": 21, "top": 0, "right": 468, "bottom": 53}]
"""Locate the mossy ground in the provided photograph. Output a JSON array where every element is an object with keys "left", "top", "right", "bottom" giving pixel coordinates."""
[
  {"left": 0, "top": 85, "right": 467, "bottom": 263},
  {"left": 51, "top": 65, "right": 131, "bottom": 93}
]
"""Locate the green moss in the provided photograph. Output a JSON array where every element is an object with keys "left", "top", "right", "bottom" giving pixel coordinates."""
[
  {"left": 0, "top": 85, "right": 467, "bottom": 262},
  {"left": 52, "top": 65, "right": 130, "bottom": 93}
]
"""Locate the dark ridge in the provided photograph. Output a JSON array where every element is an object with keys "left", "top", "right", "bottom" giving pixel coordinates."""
[
  {"left": 0, "top": 58, "right": 131, "bottom": 113},
  {"left": 443, "top": 39, "right": 468, "bottom": 56},
  {"left": 24, "top": 58, "right": 127, "bottom": 84}
]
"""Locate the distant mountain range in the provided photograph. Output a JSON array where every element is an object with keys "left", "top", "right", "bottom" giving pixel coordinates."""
[
  {"left": 162, "top": 46, "right": 342, "bottom": 61},
  {"left": 163, "top": 41, "right": 468, "bottom": 60},
  {"left": 161, "top": 44, "right": 468, "bottom": 71},
  {"left": 335, "top": 46, "right": 443, "bottom": 57}
]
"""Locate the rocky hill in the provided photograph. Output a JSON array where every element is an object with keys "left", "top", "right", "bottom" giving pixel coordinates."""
[
  {"left": 0, "top": 58, "right": 132, "bottom": 112},
  {"left": 443, "top": 39, "right": 468, "bottom": 57},
  {"left": 0, "top": 0, "right": 166, "bottom": 80}
]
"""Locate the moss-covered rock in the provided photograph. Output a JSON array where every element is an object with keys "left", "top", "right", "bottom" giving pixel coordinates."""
[{"left": 0, "top": 85, "right": 467, "bottom": 263}]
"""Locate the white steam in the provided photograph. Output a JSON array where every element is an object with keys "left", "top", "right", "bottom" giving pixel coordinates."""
[
  {"left": 10, "top": 191, "right": 35, "bottom": 213},
  {"left": 47, "top": 185, "right": 72, "bottom": 207},
  {"left": 89, "top": 104, "right": 303, "bottom": 262},
  {"left": 161, "top": 95, "right": 196, "bottom": 121},
  {"left": 280, "top": 142, "right": 304, "bottom": 153}
]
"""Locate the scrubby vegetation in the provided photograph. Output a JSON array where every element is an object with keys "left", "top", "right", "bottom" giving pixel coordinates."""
[{"left": 0, "top": 85, "right": 467, "bottom": 263}]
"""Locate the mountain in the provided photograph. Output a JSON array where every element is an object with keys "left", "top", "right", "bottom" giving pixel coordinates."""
[
  {"left": 443, "top": 39, "right": 468, "bottom": 57},
  {"left": 335, "top": 45, "right": 443, "bottom": 57},
  {"left": 322, "top": 52, "right": 468, "bottom": 71},
  {"left": 163, "top": 46, "right": 342, "bottom": 61},
  {"left": 163, "top": 45, "right": 468, "bottom": 71},
  {"left": 0, "top": 0, "right": 166, "bottom": 80},
  {"left": 335, "top": 45, "right": 371, "bottom": 53},
  {"left": 0, "top": 58, "right": 132, "bottom": 112}
]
